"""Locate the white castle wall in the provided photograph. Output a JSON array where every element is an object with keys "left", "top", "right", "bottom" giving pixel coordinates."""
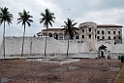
[
  {"left": 1, "top": 36, "right": 124, "bottom": 59},
  {"left": 96, "top": 42, "right": 124, "bottom": 59},
  {"left": 0, "top": 37, "right": 87, "bottom": 57}
]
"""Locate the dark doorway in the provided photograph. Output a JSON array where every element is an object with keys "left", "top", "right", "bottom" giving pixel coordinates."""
[
  {"left": 98, "top": 45, "right": 107, "bottom": 59},
  {"left": 101, "top": 51, "right": 104, "bottom": 57}
]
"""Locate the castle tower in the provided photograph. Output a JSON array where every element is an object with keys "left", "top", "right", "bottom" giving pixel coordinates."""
[{"left": 79, "top": 22, "right": 97, "bottom": 52}]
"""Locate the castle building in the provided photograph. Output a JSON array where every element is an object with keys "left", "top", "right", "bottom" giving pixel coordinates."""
[
  {"left": 0, "top": 22, "right": 123, "bottom": 59},
  {"left": 37, "top": 22, "right": 122, "bottom": 44},
  {"left": 37, "top": 22, "right": 123, "bottom": 59}
]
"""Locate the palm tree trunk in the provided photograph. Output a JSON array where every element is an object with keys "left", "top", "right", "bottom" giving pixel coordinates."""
[
  {"left": 44, "top": 25, "right": 49, "bottom": 57},
  {"left": 44, "top": 36, "right": 47, "bottom": 57},
  {"left": 21, "top": 24, "right": 25, "bottom": 57},
  {"left": 3, "top": 21, "right": 5, "bottom": 57},
  {"left": 30, "top": 37, "right": 32, "bottom": 56},
  {"left": 67, "top": 35, "right": 69, "bottom": 58},
  {"left": 44, "top": 31, "right": 47, "bottom": 57}
]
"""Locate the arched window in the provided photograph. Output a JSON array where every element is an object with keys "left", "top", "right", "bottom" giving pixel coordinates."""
[
  {"left": 97, "top": 31, "right": 100, "bottom": 34},
  {"left": 113, "top": 31, "right": 116, "bottom": 34},
  {"left": 82, "top": 29, "right": 84, "bottom": 33},
  {"left": 102, "top": 31, "right": 104, "bottom": 34},
  {"left": 75, "top": 33, "right": 79, "bottom": 39},
  {"left": 102, "top": 36, "right": 104, "bottom": 39},
  {"left": 58, "top": 33, "right": 63, "bottom": 40},
  {"left": 108, "top": 31, "right": 110, "bottom": 34},
  {"left": 53, "top": 33, "right": 58, "bottom": 39},
  {"left": 89, "top": 34, "right": 91, "bottom": 38},
  {"left": 48, "top": 33, "right": 52, "bottom": 37},
  {"left": 118, "top": 31, "right": 121, "bottom": 34},
  {"left": 82, "top": 35, "right": 84, "bottom": 38},
  {"left": 108, "top": 36, "right": 111, "bottom": 40},
  {"left": 97, "top": 36, "right": 100, "bottom": 39},
  {"left": 89, "top": 28, "right": 91, "bottom": 32},
  {"left": 113, "top": 36, "right": 116, "bottom": 39}
]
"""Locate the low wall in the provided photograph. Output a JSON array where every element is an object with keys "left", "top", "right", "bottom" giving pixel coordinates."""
[
  {"left": 71, "top": 52, "right": 97, "bottom": 59},
  {"left": 110, "top": 53, "right": 123, "bottom": 59}
]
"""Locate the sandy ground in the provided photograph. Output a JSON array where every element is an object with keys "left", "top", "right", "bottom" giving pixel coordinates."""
[{"left": 0, "top": 58, "right": 122, "bottom": 83}]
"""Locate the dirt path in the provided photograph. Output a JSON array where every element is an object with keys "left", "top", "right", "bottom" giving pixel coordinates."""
[{"left": 0, "top": 59, "right": 121, "bottom": 83}]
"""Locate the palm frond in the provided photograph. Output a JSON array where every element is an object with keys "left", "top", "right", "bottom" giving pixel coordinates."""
[
  {"left": 63, "top": 18, "right": 77, "bottom": 36},
  {"left": 0, "top": 7, "right": 13, "bottom": 25},
  {"left": 40, "top": 8, "right": 55, "bottom": 28},
  {"left": 17, "top": 9, "right": 33, "bottom": 27},
  {"left": 27, "top": 21, "right": 31, "bottom": 27}
]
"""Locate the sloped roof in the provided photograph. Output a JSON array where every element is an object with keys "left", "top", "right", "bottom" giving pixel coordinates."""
[
  {"left": 41, "top": 24, "right": 123, "bottom": 31},
  {"left": 97, "top": 25, "right": 123, "bottom": 28},
  {"left": 42, "top": 27, "right": 79, "bottom": 31},
  {"left": 42, "top": 28, "right": 63, "bottom": 31}
]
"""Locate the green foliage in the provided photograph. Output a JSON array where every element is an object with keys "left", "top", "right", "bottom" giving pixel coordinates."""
[
  {"left": 17, "top": 9, "right": 33, "bottom": 56},
  {"left": 17, "top": 9, "right": 33, "bottom": 27},
  {"left": 62, "top": 18, "right": 77, "bottom": 37},
  {"left": 0, "top": 7, "right": 13, "bottom": 57},
  {"left": 62, "top": 18, "right": 77, "bottom": 57},
  {"left": 0, "top": 7, "right": 13, "bottom": 25},
  {"left": 40, "top": 8, "right": 55, "bottom": 28},
  {"left": 40, "top": 9, "right": 55, "bottom": 57}
]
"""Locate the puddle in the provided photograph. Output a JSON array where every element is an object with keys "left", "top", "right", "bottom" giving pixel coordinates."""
[
  {"left": 95, "top": 63, "right": 120, "bottom": 66},
  {"left": 95, "top": 63, "right": 111, "bottom": 66},
  {"left": 26, "top": 59, "right": 80, "bottom": 65},
  {"left": 108, "top": 67, "right": 120, "bottom": 71},
  {"left": 26, "top": 59, "right": 44, "bottom": 62},
  {"left": 50, "top": 65, "right": 80, "bottom": 72},
  {"left": 1, "top": 78, "right": 13, "bottom": 83}
]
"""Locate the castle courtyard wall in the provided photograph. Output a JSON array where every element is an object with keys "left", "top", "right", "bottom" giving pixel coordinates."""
[{"left": 0, "top": 36, "right": 124, "bottom": 59}]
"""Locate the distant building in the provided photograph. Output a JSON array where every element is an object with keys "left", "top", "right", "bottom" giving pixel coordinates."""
[
  {"left": 36, "top": 22, "right": 123, "bottom": 59},
  {"left": 37, "top": 22, "right": 122, "bottom": 44},
  {"left": 1, "top": 22, "right": 123, "bottom": 59}
]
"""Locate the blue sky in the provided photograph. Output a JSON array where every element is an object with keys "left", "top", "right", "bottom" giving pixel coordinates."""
[{"left": 0, "top": 0, "right": 124, "bottom": 44}]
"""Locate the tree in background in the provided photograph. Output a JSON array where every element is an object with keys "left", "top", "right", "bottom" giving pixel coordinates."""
[
  {"left": 62, "top": 18, "right": 77, "bottom": 57},
  {"left": 0, "top": 7, "right": 13, "bottom": 57},
  {"left": 17, "top": 9, "right": 33, "bottom": 57},
  {"left": 40, "top": 8, "right": 55, "bottom": 57}
]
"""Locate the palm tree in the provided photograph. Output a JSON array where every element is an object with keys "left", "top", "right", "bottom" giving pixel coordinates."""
[
  {"left": 0, "top": 7, "right": 13, "bottom": 57},
  {"left": 17, "top": 9, "right": 33, "bottom": 57},
  {"left": 40, "top": 8, "right": 55, "bottom": 57},
  {"left": 62, "top": 18, "right": 77, "bottom": 57}
]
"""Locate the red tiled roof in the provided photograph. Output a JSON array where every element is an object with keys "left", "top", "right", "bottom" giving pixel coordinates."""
[
  {"left": 97, "top": 25, "right": 123, "bottom": 28},
  {"left": 42, "top": 28, "right": 63, "bottom": 31},
  {"left": 42, "top": 27, "right": 79, "bottom": 31},
  {"left": 42, "top": 25, "right": 123, "bottom": 31}
]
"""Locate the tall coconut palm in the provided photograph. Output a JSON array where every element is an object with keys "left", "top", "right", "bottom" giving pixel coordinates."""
[
  {"left": 62, "top": 18, "right": 77, "bottom": 57},
  {"left": 0, "top": 7, "right": 13, "bottom": 57},
  {"left": 40, "top": 8, "right": 55, "bottom": 57},
  {"left": 17, "top": 9, "right": 33, "bottom": 57}
]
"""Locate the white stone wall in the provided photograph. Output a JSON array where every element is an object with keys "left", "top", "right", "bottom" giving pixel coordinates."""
[
  {"left": 1, "top": 36, "right": 124, "bottom": 59},
  {"left": 96, "top": 42, "right": 124, "bottom": 59},
  {"left": 0, "top": 37, "right": 86, "bottom": 57}
]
